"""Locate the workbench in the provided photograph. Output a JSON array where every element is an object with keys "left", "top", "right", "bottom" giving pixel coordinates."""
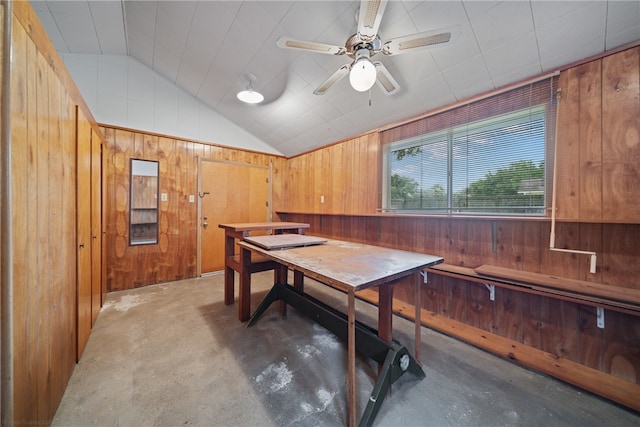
[
  {"left": 238, "top": 235, "right": 443, "bottom": 427},
  {"left": 218, "top": 222, "right": 309, "bottom": 321}
]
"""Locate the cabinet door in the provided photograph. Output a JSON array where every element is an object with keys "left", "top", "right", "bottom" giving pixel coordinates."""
[
  {"left": 91, "top": 129, "right": 102, "bottom": 325},
  {"left": 76, "top": 108, "right": 92, "bottom": 360}
]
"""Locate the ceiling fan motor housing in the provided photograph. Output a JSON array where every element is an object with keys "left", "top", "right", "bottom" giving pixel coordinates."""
[{"left": 345, "top": 34, "right": 382, "bottom": 58}]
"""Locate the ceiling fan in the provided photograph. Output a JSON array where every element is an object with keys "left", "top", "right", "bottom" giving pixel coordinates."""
[{"left": 277, "top": 0, "right": 459, "bottom": 96}]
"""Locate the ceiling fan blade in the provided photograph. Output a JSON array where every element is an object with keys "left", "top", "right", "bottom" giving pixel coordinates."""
[
  {"left": 373, "top": 61, "right": 400, "bottom": 95},
  {"left": 357, "top": 0, "right": 388, "bottom": 42},
  {"left": 314, "top": 64, "right": 351, "bottom": 95},
  {"left": 382, "top": 26, "right": 461, "bottom": 56},
  {"left": 277, "top": 36, "right": 346, "bottom": 55}
]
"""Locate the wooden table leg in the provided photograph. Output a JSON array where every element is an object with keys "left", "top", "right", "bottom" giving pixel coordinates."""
[
  {"left": 224, "top": 233, "right": 235, "bottom": 305},
  {"left": 377, "top": 283, "right": 393, "bottom": 343},
  {"left": 239, "top": 246, "right": 252, "bottom": 322},
  {"left": 277, "top": 265, "right": 288, "bottom": 318},
  {"left": 293, "top": 270, "right": 304, "bottom": 292},
  {"left": 347, "top": 291, "right": 356, "bottom": 427},
  {"left": 377, "top": 284, "right": 393, "bottom": 393}
]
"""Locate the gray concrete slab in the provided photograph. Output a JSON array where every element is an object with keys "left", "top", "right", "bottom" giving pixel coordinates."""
[{"left": 52, "top": 272, "right": 640, "bottom": 427}]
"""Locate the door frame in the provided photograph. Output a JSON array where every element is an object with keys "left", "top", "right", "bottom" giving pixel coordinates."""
[{"left": 196, "top": 158, "right": 273, "bottom": 276}]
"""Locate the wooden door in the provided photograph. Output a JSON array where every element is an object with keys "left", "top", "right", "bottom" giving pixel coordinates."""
[
  {"left": 200, "top": 160, "right": 269, "bottom": 274},
  {"left": 90, "top": 129, "right": 102, "bottom": 325},
  {"left": 76, "top": 108, "right": 92, "bottom": 360}
]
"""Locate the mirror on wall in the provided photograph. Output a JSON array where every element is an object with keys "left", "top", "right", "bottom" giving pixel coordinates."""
[{"left": 130, "top": 159, "right": 159, "bottom": 245}]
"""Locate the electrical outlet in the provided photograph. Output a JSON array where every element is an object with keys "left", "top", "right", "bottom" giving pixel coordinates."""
[
  {"left": 161, "top": 193, "right": 168, "bottom": 202},
  {"left": 320, "top": 195, "right": 325, "bottom": 203},
  {"left": 189, "top": 195, "right": 195, "bottom": 203}
]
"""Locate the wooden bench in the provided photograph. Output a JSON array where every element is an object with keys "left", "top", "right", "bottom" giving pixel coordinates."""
[
  {"left": 218, "top": 222, "right": 310, "bottom": 321},
  {"left": 425, "top": 263, "right": 640, "bottom": 317},
  {"left": 374, "top": 262, "right": 640, "bottom": 414}
]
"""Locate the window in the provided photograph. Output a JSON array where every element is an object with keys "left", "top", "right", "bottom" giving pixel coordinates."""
[{"left": 381, "top": 77, "right": 556, "bottom": 215}]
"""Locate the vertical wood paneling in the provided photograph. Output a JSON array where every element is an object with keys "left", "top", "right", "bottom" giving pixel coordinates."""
[
  {"left": 552, "top": 60, "right": 603, "bottom": 222},
  {"left": 602, "top": 224, "right": 640, "bottom": 289},
  {"left": 35, "top": 44, "right": 52, "bottom": 420},
  {"left": 11, "top": 15, "right": 35, "bottom": 421},
  {"left": 578, "top": 61, "right": 603, "bottom": 221},
  {"left": 578, "top": 304, "right": 602, "bottom": 371},
  {"left": 60, "top": 90, "right": 78, "bottom": 398},
  {"left": 102, "top": 126, "right": 284, "bottom": 290},
  {"left": 8, "top": 9, "right": 79, "bottom": 423},
  {"left": 495, "top": 221, "right": 521, "bottom": 269},
  {"left": 281, "top": 132, "right": 380, "bottom": 215},
  {"left": 602, "top": 47, "right": 640, "bottom": 222},
  {"left": 602, "top": 310, "right": 640, "bottom": 383},
  {"left": 522, "top": 221, "right": 544, "bottom": 272},
  {"left": 555, "top": 47, "right": 639, "bottom": 223},
  {"left": 313, "top": 150, "right": 326, "bottom": 212},
  {"left": 447, "top": 277, "right": 466, "bottom": 322},
  {"left": 556, "top": 60, "right": 603, "bottom": 221},
  {"left": 521, "top": 294, "right": 541, "bottom": 348},
  {"left": 539, "top": 299, "right": 579, "bottom": 361},
  {"left": 494, "top": 288, "right": 521, "bottom": 340},
  {"left": 423, "top": 271, "right": 443, "bottom": 314},
  {"left": 556, "top": 68, "right": 581, "bottom": 219}
]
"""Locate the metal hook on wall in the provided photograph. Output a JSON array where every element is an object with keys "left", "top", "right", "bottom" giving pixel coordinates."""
[{"left": 198, "top": 192, "right": 210, "bottom": 198}]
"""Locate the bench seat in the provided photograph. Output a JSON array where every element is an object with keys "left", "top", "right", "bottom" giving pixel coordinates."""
[{"left": 426, "top": 263, "right": 640, "bottom": 316}]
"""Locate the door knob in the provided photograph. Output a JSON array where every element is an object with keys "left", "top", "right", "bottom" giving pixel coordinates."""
[{"left": 203, "top": 222, "right": 208, "bottom": 229}]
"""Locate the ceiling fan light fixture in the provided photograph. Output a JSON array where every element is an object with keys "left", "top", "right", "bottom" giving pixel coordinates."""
[
  {"left": 237, "top": 74, "right": 264, "bottom": 104},
  {"left": 349, "top": 49, "right": 377, "bottom": 92}
]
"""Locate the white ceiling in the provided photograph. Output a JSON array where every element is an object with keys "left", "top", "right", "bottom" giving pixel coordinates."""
[{"left": 31, "top": 1, "right": 640, "bottom": 157}]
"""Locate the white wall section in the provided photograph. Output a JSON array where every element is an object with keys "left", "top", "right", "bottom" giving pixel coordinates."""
[{"left": 62, "top": 53, "right": 282, "bottom": 155}]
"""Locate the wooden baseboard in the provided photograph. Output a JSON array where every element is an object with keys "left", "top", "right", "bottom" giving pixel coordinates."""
[{"left": 357, "top": 289, "right": 640, "bottom": 413}]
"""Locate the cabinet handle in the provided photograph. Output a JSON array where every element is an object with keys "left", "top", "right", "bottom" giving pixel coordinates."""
[{"left": 79, "top": 243, "right": 85, "bottom": 249}]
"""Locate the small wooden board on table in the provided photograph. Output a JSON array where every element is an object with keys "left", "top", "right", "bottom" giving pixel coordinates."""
[{"left": 243, "top": 234, "right": 327, "bottom": 250}]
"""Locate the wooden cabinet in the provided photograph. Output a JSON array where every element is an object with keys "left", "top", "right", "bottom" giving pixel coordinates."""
[
  {"left": 76, "top": 109, "right": 103, "bottom": 358},
  {"left": 77, "top": 108, "right": 92, "bottom": 360},
  {"left": 91, "top": 128, "right": 103, "bottom": 324}
]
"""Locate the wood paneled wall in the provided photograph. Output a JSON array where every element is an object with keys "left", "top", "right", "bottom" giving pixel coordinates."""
[
  {"left": 282, "top": 132, "right": 380, "bottom": 214},
  {"left": 276, "top": 46, "right": 640, "bottom": 411},
  {"left": 556, "top": 46, "right": 640, "bottom": 222},
  {"left": 101, "top": 126, "right": 286, "bottom": 291},
  {"left": 4, "top": 4, "right": 80, "bottom": 425},
  {"left": 2, "top": 3, "right": 106, "bottom": 425}
]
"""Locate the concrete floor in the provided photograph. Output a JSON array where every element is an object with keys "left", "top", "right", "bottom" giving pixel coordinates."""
[{"left": 52, "top": 272, "right": 639, "bottom": 427}]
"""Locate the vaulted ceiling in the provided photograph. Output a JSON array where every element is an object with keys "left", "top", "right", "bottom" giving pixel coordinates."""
[{"left": 32, "top": 1, "right": 640, "bottom": 156}]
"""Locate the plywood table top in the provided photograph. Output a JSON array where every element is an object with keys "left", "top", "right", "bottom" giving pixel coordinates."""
[{"left": 239, "top": 238, "right": 443, "bottom": 293}]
